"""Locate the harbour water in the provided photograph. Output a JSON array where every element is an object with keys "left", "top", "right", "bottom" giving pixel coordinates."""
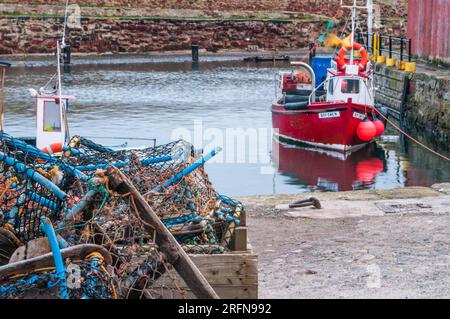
[{"left": 3, "top": 54, "right": 449, "bottom": 196}]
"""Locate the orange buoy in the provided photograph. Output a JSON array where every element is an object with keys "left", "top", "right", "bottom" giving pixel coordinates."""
[
  {"left": 373, "top": 116, "right": 385, "bottom": 136},
  {"left": 41, "top": 142, "right": 63, "bottom": 155},
  {"left": 356, "top": 118, "right": 377, "bottom": 142},
  {"left": 336, "top": 42, "right": 369, "bottom": 72}
]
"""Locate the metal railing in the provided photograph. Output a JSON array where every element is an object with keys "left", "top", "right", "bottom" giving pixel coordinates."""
[{"left": 357, "top": 32, "right": 413, "bottom": 62}]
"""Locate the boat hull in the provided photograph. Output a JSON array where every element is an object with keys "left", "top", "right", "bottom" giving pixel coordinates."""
[{"left": 271, "top": 101, "right": 382, "bottom": 153}]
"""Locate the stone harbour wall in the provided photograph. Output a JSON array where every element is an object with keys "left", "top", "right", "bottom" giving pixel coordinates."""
[
  {"left": 0, "top": 0, "right": 407, "bottom": 19},
  {"left": 0, "top": 0, "right": 407, "bottom": 54},
  {"left": 0, "top": 17, "right": 327, "bottom": 54},
  {"left": 406, "top": 71, "right": 450, "bottom": 145},
  {"left": 375, "top": 63, "right": 450, "bottom": 146}
]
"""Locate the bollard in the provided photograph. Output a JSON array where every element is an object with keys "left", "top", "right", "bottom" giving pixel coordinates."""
[
  {"left": 377, "top": 55, "right": 386, "bottom": 64},
  {"left": 62, "top": 44, "right": 71, "bottom": 65},
  {"left": 386, "top": 57, "right": 396, "bottom": 67},
  {"left": 191, "top": 44, "right": 199, "bottom": 63}
]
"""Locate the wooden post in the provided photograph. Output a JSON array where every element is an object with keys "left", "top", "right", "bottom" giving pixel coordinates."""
[
  {"left": 106, "top": 166, "right": 219, "bottom": 299},
  {"left": 231, "top": 227, "right": 248, "bottom": 252},
  {"left": 192, "top": 45, "right": 199, "bottom": 63},
  {"left": 239, "top": 208, "right": 247, "bottom": 227}
]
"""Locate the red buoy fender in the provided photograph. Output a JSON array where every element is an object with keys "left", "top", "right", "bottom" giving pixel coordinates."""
[
  {"left": 373, "top": 116, "right": 385, "bottom": 136},
  {"left": 336, "top": 42, "right": 369, "bottom": 72},
  {"left": 41, "top": 142, "right": 63, "bottom": 155},
  {"left": 356, "top": 118, "right": 377, "bottom": 142}
]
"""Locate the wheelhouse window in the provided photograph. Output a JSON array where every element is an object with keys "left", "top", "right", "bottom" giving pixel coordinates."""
[
  {"left": 341, "top": 79, "right": 360, "bottom": 94},
  {"left": 328, "top": 79, "right": 334, "bottom": 94},
  {"left": 43, "top": 100, "right": 62, "bottom": 132}
]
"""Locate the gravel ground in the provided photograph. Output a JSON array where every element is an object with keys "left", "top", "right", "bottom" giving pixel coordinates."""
[{"left": 240, "top": 185, "right": 450, "bottom": 299}]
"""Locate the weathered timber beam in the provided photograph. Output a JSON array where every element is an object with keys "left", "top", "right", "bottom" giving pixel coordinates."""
[
  {"left": 0, "top": 244, "right": 112, "bottom": 277},
  {"left": 106, "top": 166, "right": 219, "bottom": 299}
]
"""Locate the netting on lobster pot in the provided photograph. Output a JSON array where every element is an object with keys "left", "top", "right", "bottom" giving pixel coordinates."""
[
  {"left": 57, "top": 188, "right": 189, "bottom": 299},
  {"left": 63, "top": 136, "right": 244, "bottom": 254},
  {"left": 134, "top": 149, "right": 243, "bottom": 255},
  {"left": 63, "top": 136, "right": 192, "bottom": 178},
  {"left": 0, "top": 140, "right": 65, "bottom": 246},
  {"left": 0, "top": 255, "right": 117, "bottom": 299}
]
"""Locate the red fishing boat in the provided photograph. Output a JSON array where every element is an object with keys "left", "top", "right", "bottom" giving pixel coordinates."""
[{"left": 272, "top": 2, "right": 386, "bottom": 154}]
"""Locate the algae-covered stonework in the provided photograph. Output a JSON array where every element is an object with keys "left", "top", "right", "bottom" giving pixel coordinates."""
[
  {"left": 407, "top": 70, "right": 450, "bottom": 145},
  {"left": 374, "top": 63, "right": 450, "bottom": 146}
]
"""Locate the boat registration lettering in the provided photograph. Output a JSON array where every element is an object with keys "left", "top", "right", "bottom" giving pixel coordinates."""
[
  {"left": 353, "top": 112, "right": 365, "bottom": 120},
  {"left": 319, "top": 111, "right": 340, "bottom": 119}
]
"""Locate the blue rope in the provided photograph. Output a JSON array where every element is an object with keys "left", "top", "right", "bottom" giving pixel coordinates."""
[{"left": 40, "top": 216, "right": 70, "bottom": 299}]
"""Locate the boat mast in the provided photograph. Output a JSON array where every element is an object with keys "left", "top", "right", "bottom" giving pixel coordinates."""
[
  {"left": 341, "top": 0, "right": 369, "bottom": 65},
  {"left": 56, "top": 41, "right": 70, "bottom": 142},
  {"left": 350, "top": 0, "right": 356, "bottom": 65}
]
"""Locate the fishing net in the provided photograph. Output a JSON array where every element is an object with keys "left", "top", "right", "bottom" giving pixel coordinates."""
[
  {"left": 0, "top": 137, "right": 65, "bottom": 244},
  {"left": 57, "top": 187, "right": 189, "bottom": 299},
  {"left": 0, "top": 254, "right": 117, "bottom": 299},
  {"left": 0, "top": 132, "right": 245, "bottom": 298},
  {"left": 62, "top": 136, "right": 244, "bottom": 254}
]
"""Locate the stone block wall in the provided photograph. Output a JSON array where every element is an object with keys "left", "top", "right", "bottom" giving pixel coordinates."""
[
  {"left": 0, "top": 0, "right": 407, "bottom": 54},
  {"left": 374, "top": 63, "right": 450, "bottom": 146},
  {"left": 406, "top": 71, "right": 450, "bottom": 145},
  {"left": 0, "top": 17, "right": 324, "bottom": 54},
  {"left": 0, "top": 1, "right": 407, "bottom": 18}
]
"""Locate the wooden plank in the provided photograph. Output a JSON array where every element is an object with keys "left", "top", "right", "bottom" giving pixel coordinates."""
[
  {"left": 240, "top": 209, "right": 247, "bottom": 227},
  {"left": 154, "top": 253, "right": 258, "bottom": 299},
  {"left": 231, "top": 226, "right": 248, "bottom": 252}
]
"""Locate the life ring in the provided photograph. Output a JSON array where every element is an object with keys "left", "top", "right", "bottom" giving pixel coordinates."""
[
  {"left": 336, "top": 42, "right": 368, "bottom": 72},
  {"left": 41, "top": 142, "right": 63, "bottom": 155}
]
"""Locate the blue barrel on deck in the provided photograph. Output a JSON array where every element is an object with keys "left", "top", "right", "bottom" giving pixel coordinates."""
[{"left": 311, "top": 56, "right": 332, "bottom": 88}]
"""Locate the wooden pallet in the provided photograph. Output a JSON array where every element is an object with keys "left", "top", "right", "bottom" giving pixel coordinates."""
[
  {"left": 151, "top": 218, "right": 258, "bottom": 299},
  {"left": 151, "top": 246, "right": 258, "bottom": 299}
]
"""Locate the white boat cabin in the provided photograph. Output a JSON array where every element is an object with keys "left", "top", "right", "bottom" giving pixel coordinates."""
[
  {"left": 325, "top": 64, "right": 372, "bottom": 105},
  {"left": 34, "top": 94, "right": 75, "bottom": 150}
]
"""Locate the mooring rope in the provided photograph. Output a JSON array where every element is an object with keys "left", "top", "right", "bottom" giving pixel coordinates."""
[{"left": 374, "top": 109, "right": 450, "bottom": 162}]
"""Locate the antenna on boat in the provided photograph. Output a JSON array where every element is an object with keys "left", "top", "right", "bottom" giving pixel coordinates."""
[{"left": 340, "top": 0, "right": 373, "bottom": 65}]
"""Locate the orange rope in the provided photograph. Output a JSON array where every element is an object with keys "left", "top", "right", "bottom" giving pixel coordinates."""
[{"left": 375, "top": 109, "right": 450, "bottom": 162}]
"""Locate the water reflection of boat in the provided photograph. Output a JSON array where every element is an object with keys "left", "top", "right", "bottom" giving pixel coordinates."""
[{"left": 272, "top": 137, "right": 386, "bottom": 191}]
